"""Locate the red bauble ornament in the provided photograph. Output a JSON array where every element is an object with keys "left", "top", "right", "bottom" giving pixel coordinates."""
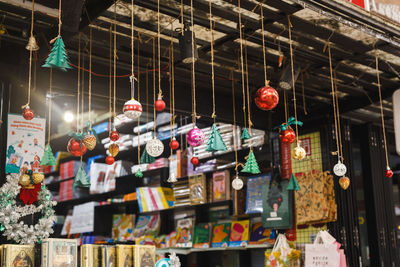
[
  {"left": 385, "top": 168, "right": 393, "bottom": 178},
  {"left": 106, "top": 155, "right": 115, "bottom": 165},
  {"left": 191, "top": 157, "right": 199, "bottom": 166},
  {"left": 67, "top": 138, "right": 87, "bottom": 157},
  {"left": 255, "top": 85, "right": 279, "bottom": 111},
  {"left": 155, "top": 98, "right": 166, "bottom": 112},
  {"left": 169, "top": 139, "right": 180, "bottom": 150},
  {"left": 109, "top": 130, "right": 119, "bottom": 142},
  {"left": 280, "top": 126, "right": 296, "bottom": 144},
  {"left": 22, "top": 106, "right": 35, "bottom": 120}
]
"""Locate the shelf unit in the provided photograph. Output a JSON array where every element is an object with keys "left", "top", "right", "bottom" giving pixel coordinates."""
[{"left": 156, "top": 244, "right": 272, "bottom": 255}]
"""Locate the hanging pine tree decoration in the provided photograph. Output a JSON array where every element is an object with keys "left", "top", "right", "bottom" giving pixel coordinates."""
[
  {"left": 141, "top": 149, "right": 155, "bottom": 164},
  {"left": 206, "top": 124, "right": 227, "bottom": 152},
  {"left": 135, "top": 168, "right": 143, "bottom": 178},
  {"left": 287, "top": 174, "right": 300, "bottom": 191},
  {"left": 241, "top": 128, "right": 251, "bottom": 140},
  {"left": 241, "top": 150, "right": 261, "bottom": 174},
  {"left": 42, "top": 0, "right": 71, "bottom": 71},
  {"left": 73, "top": 165, "right": 90, "bottom": 187}
]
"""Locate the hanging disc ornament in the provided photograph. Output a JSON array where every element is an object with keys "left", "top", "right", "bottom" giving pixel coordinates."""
[
  {"left": 255, "top": 85, "right": 279, "bottom": 111},
  {"left": 145, "top": 138, "right": 164, "bottom": 157},
  {"left": 123, "top": 98, "right": 143, "bottom": 119},
  {"left": 83, "top": 134, "right": 97, "bottom": 151},
  {"left": 232, "top": 174, "right": 244, "bottom": 190},
  {"left": 333, "top": 160, "right": 347, "bottom": 177},
  {"left": 109, "top": 143, "right": 119, "bottom": 157},
  {"left": 385, "top": 167, "right": 393, "bottom": 178},
  {"left": 339, "top": 176, "right": 350, "bottom": 190},
  {"left": 292, "top": 145, "right": 306, "bottom": 160},
  {"left": 280, "top": 126, "right": 296, "bottom": 144},
  {"left": 169, "top": 138, "right": 180, "bottom": 150},
  {"left": 186, "top": 127, "right": 205, "bottom": 147},
  {"left": 22, "top": 106, "right": 35, "bottom": 120},
  {"left": 67, "top": 138, "right": 87, "bottom": 157},
  {"left": 105, "top": 155, "right": 115, "bottom": 165},
  {"left": 109, "top": 130, "right": 119, "bottom": 142},
  {"left": 155, "top": 97, "right": 166, "bottom": 112},
  {"left": 191, "top": 157, "right": 199, "bottom": 166}
]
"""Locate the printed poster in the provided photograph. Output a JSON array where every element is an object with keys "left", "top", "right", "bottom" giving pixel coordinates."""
[{"left": 5, "top": 114, "right": 45, "bottom": 173}]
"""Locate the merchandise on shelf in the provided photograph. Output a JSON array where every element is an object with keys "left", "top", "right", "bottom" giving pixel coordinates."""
[
  {"left": 41, "top": 238, "right": 78, "bottom": 267},
  {"left": 172, "top": 179, "right": 190, "bottom": 207},
  {"left": 112, "top": 214, "right": 136, "bottom": 241},
  {"left": 193, "top": 223, "right": 211, "bottom": 248},
  {"left": 245, "top": 173, "right": 271, "bottom": 214},
  {"left": 132, "top": 132, "right": 154, "bottom": 147},
  {"left": 249, "top": 222, "right": 274, "bottom": 245},
  {"left": 209, "top": 205, "right": 231, "bottom": 222},
  {"left": 133, "top": 214, "right": 161, "bottom": 238},
  {"left": 211, "top": 222, "right": 231, "bottom": 248},
  {"left": 189, "top": 174, "right": 207, "bottom": 205},
  {"left": 116, "top": 245, "right": 134, "bottom": 267},
  {"left": 175, "top": 218, "right": 194, "bottom": 248},
  {"left": 212, "top": 170, "right": 230, "bottom": 202},
  {"left": 228, "top": 220, "right": 250, "bottom": 247},
  {"left": 2, "top": 244, "right": 34, "bottom": 267},
  {"left": 241, "top": 128, "right": 265, "bottom": 148},
  {"left": 60, "top": 161, "right": 86, "bottom": 180},
  {"left": 169, "top": 150, "right": 187, "bottom": 179},
  {"left": 134, "top": 245, "right": 156, "bottom": 267},
  {"left": 136, "top": 187, "right": 174, "bottom": 212},
  {"left": 81, "top": 244, "right": 103, "bottom": 267}
]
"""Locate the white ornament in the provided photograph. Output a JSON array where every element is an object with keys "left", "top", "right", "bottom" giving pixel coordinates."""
[
  {"left": 167, "top": 172, "right": 177, "bottom": 183},
  {"left": 123, "top": 98, "right": 142, "bottom": 119},
  {"left": 146, "top": 138, "right": 164, "bottom": 157},
  {"left": 232, "top": 175, "right": 244, "bottom": 190},
  {"left": 333, "top": 160, "right": 347, "bottom": 176},
  {"left": 292, "top": 145, "right": 306, "bottom": 160},
  {"left": 169, "top": 252, "right": 181, "bottom": 267}
]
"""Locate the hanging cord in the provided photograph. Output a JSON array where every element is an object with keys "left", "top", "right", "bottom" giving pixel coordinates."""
[
  {"left": 137, "top": 38, "right": 141, "bottom": 165},
  {"left": 190, "top": 0, "right": 197, "bottom": 125},
  {"left": 180, "top": 0, "right": 184, "bottom": 36},
  {"left": 375, "top": 50, "right": 390, "bottom": 169},
  {"left": 76, "top": 34, "right": 81, "bottom": 132},
  {"left": 88, "top": 28, "right": 92, "bottom": 129},
  {"left": 245, "top": 39, "right": 252, "bottom": 137},
  {"left": 57, "top": 0, "right": 62, "bottom": 36},
  {"left": 300, "top": 72, "right": 307, "bottom": 115},
  {"left": 169, "top": 44, "right": 173, "bottom": 158},
  {"left": 23, "top": 0, "right": 35, "bottom": 109},
  {"left": 130, "top": 0, "right": 136, "bottom": 99},
  {"left": 153, "top": 38, "right": 157, "bottom": 132},
  {"left": 113, "top": 1, "right": 117, "bottom": 129},
  {"left": 170, "top": 24, "right": 176, "bottom": 138},
  {"left": 47, "top": 68, "right": 53, "bottom": 145},
  {"left": 238, "top": 0, "right": 247, "bottom": 132},
  {"left": 287, "top": 15, "right": 299, "bottom": 145},
  {"left": 283, "top": 89, "right": 288, "bottom": 124},
  {"left": 146, "top": 61, "right": 150, "bottom": 125},
  {"left": 81, "top": 50, "right": 85, "bottom": 133},
  {"left": 209, "top": 0, "right": 216, "bottom": 121},
  {"left": 109, "top": 26, "right": 112, "bottom": 134},
  {"left": 333, "top": 70, "right": 343, "bottom": 161},
  {"left": 157, "top": 0, "right": 163, "bottom": 100},
  {"left": 231, "top": 70, "right": 239, "bottom": 171},
  {"left": 260, "top": 2, "right": 268, "bottom": 86}
]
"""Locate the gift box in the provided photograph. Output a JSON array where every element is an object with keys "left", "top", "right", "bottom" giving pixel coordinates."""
[{"left": 60, "top": 161, "right": 86, "bottom": 180}]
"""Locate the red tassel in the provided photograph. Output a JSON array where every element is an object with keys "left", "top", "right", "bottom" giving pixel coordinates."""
[{"left": 19, "top": 183, "right": 41, "bottom": 204}]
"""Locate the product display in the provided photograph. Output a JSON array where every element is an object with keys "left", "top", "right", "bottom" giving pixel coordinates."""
[
  {"left": 175, "top": 218, "right": 193, "bottom": 248},
  {"left": 193, "top": 223, "right": 211, "bottom": 248},
  {"left": 2, "top": 244, "right": 34, "bottom": 267},
  {"left": 229, "top": 220, "right": 249, "bottom": 247},
  {"left": 211, "top": 222, "right": 231, "bottom": 248},
  {"left": 41, "top": 238, "right": 78, "bottom": 267}
]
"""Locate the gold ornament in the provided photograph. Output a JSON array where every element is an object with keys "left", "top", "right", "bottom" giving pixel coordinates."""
[
  {"left": 32, "top": 172, "right": 44, "bottom": 184},
  {"left": 109, "top": 143, "right": 119, "bottom": 157},
  {"left": 339, "top": 176, "right": 350, "bottom": 190},
  {"left": 26, "top": 36, "right": 39, "bottom": 51},
  {"left": 19, "top": 174, "right": 34, "bottom": 189},
  {"left": 84, "top": 134, "right": 97, "bottom": 151},
  {"left": 292, "top": 145, "right": 306, "bottom": 160}
]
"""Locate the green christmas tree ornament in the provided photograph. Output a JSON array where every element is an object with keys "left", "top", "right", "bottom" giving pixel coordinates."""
[
  {"left": 73, "top": 165, "right": 90, "bottom": 188},
  {"left": 241, "top": 128, "right": 251, "bottom": 140},
  {"left": 42, "top": 36, "right": 72, "bottom": 71},
  {"left": 135, "top": 168, "right": 143, "bottom": 178},
  {"left": 40, "top": 144, "right": 57, "bottom": 166},
  {"left": 140, "top": 149, "right": 155, "bottom": 164},
  {"left": 241, "top": 150, "right": 261, "bottom": 174},
  {"left": 287, "top": 174, "right": 300, "bottom": 191},
  {"left": 206, "top": 124, "right": 228, "bottom": 152}
]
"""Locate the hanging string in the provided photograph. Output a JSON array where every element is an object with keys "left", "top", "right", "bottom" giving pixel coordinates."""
[
  {"left": 113, "top": 1, "right": 117, "bottom": 129},
  {"left": 109, "top": 26, "right": 112, "bottom": 133},
  {"left": 146, "top": 61, "right": 150, "bottom": 125},
  {"left": 209, "top": 0, "right": 216, "bottom": 121},
  {"left": 283, "top": 89, "right": 288, "bottom": 124},
  {"left": 76, "top": 33, "right": 81, "bottom": 132},
  {"left": 231, "top": 70, "right": 238, "bottom": 171},
  {"left": 24, "top": 0, "right": 35, "bottom": 109},
  {"left": 180, "top": 0, "right": 184, "bottom": 36},
  {"left": 333, "top": 70, "right": 343, "bottom": 161},
  {"left": 137, "top": 38, "right": 141, "bottom": 164},
  {"left": 153, "top": 38, "right": 157, "bottom": 131},
  {"left": 190, "top": 0, "right": 197, "bottom": 125},
  {"left": 130, "top": 0, "right": 136, "bottom": 100},
  {"left": 244, "top": 38, "right": 252, "bottom": 137},
  {"left": 57, "top": 0, "right": 62, "bottom": 36},
  {"left": 47, "top": 68, "right": 53, "bottom": 145},
  {"left": 157, "top": 0, "right": 163, "bottom": 100},
  {"left": 260, "top": 2, "right": 268, "bottom": 86},
  {"left": 171, "top": 30, "right": 175, "bottom": 138},
  {"left": 375, "top": 50, "right": 390, "bottom": 169},
  {"left": 169, "top": 44, "right": 173, "bottom": 158},
  {"left": 287, "top": 15, "right": 299, "bottom": 144},
  {"left": 81, "top": 50, "right": 85, "bottom": 133},
  {"left": 88, "top": 28, "right": 93, "bottom": 129},
  {"left": 300, "top": 72, "right": 307, "bottom": 115},
  {"left": 238, "top": 0, "right": 247, "bottom": 132}
]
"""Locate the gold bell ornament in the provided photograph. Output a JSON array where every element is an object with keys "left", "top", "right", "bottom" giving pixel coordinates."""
[
  {"left": 109, "top": 143, "right": 119, "bottom": 157},
  {"left": 32, "top": 172, "right": 44, "bottom": 184},
  {"left": 339, "top": 176, "right": 350, "bottom": 190},
  {"left": 25, "top": 36, "right": 39, "bottom": 51},
  {"left": 84, "top": 134, "right": 97, "bottom": 151},
  {"left": 19, "top": 174, "right": 34, "bottom": 189},
  {"left": 292, "top": 144, "right": 306, "bottom": 160}
]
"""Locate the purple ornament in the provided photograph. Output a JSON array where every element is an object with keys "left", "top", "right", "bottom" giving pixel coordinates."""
[{"left": 186, "top": 127, "right": 205, "bottom": 147}]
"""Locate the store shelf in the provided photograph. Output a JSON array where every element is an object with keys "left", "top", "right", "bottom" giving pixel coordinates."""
[
  {"left": 156, "top": 244, "right": 272, "bottom": 255},
  {"left": 96, "top": 200, "right": 138, "bottom": 209},
  {"left": 45, "top": 177, "right": 74, "bottom": 191},
  {"left": 138, "top": 200, "right": 232, "bottom": 215}
]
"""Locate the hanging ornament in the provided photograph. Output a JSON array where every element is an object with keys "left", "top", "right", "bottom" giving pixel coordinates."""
[
  {"left": 292, "top": 144, "right": 306, "bottom": 160},
  {"left": 83, "top": 133, "right": 97, "bottom": 151},
  {"left": 232, "top": 173, "right": 244, "bottom": 190},
  {"left": 191, "top": 156, "right": 199, "bottom": 166},
  {"left": 206, "top": 124, "right": 228, "bottom": 152},
  {"left": 67, "top": 138, "right": 87, "bottom": 157},
  {"left": 73, "top": 165, "right": 90, "bottom": 187},
  {"left": 241, "top": 150, "right": 261, "bottom": 174},
  {"left": 146, "top": 138, "right": 164, "bottom": 157},
  {"left": 255, "top": 85, "right": 279, "bottom": 111},
  {"left": 19, "top": 173, "right": 32, "bottom": 188},
  {"left": 123, "top": 98, "right": 143, "bottom": 119},
  {"left": 169, "top": 138, "right": 180, "bottom": 150},
  {"left": 32, "top": 172, "right": 44, "bottom": 184},
  {"left": 339, "top": 176, "right": 350, "bottom": 190},
  {"left": 167, "top": 172, "right": 178, "bottom": 183},
  {"left": 187, "top": 127, "right": 205, "bottom": 147},
  {"left": 385, "top": 167, "right": 393, "bottom": 178},
  {"left": 105, "top": 155, "right": 115, "bottom": 165},
  {"left": 280, "top": 126, "right": 296, "bottom": 144},
  {"left": 26, "top": 35, "right": 39, "bottom": 51},
  {"left": 155, "top": 97, "right": 166, "bottom": 112},
  {"left": 135, "top": 168, "right": 144, "bottom": 178},
  {"left": 40, "top": 144, "right": 57, "bottom": 166},
  {"left": 241, "top": 128, "right": 251, "bottom": 140},
  {"left": 333, "top": 160, "right": 347, "bottom": 177},
  {"left": 287, "top": 174, "right": 300, "bottom": 191},
  {"left": 42, "top": 36, "right": 72, "bottom": 71},
  {"left": 22, "top": 106, "right": 34, "bottom": 120},
  {"left": 109, "top": 143, "right": 119, "bottom": 157},
  {"left": 141, "top": 149, "right": 156, "bottom": 164},
  {"left": 109, "top": 129, "right": 119, "bottom": 142}
]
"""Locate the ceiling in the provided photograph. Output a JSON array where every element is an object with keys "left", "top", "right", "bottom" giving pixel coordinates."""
[{"left": 0, "top": 0, "right": 398, "bottom": 131}]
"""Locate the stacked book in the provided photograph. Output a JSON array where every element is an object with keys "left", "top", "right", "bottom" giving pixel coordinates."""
[{"left": 172, "top": 179, "right": 190, "bottom": 207}]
